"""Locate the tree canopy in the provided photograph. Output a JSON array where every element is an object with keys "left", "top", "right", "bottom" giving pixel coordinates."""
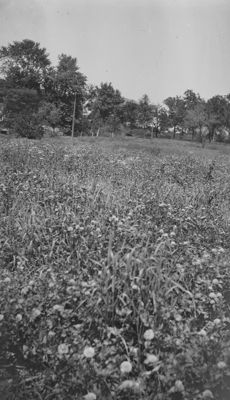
[{"left": 0, "top": 39, "right": 230, "bottom": 140}]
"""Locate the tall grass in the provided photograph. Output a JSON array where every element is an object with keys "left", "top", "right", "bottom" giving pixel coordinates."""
[{"left": 0, "top": 136, "right": 230, "bottom": 400}]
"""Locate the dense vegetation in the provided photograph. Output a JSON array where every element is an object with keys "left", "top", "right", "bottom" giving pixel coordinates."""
[
  {"left": 0, "top": 135, "right": 230, "bottom": 399},
  {"left": 0, "top": 39, "right": 230, "bottom": 141}
]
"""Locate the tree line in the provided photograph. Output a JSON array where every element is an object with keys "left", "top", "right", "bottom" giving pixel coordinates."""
[{"left": 0, "top": 39, "right": 230, "bottom": 141}]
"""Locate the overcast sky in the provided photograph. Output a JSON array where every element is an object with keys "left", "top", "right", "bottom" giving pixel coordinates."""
[{"left": 0, "top": 0, "right": 230, "bottom": 103}]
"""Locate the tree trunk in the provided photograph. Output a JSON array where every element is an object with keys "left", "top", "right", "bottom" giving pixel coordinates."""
[
  {"left": 173, "top": 126, "right": 176, "bottom": 139},
  {"left": 191, "top": 128, "right": 195, "bottom": 141}
]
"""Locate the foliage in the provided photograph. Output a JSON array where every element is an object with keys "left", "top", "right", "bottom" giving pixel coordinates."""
[
  {"left": 122, "top": 100, "right": 139, "bottom": 128},
  {"left": 3, "top": 88, "right": 40, "bottom": 122},
  {"left": 44, "top": 54, "right": 87, "bottom": 133},
  {"left": 183, "top": 90, "right": 202, "bottom": 111},
  {"left": 137, "top": 94, "right": 153, "bottom": 129},
  {"left": 184, "top": 102, "right": 208, "bottom": 131},
  {"left": 0, "top": 39, "right": 51, "bottom": 92},
  {"left": 37, "top": 101, "right": 62, "bottom": 131},
  {"left": 0, "top": 136, "right": 230, "bottom": 399},
  {"left": 164, "top": 96, "right": 186, "bottom": 136},
  {"left": 12, "top": 113, "right": 44, "bottom": 139}
]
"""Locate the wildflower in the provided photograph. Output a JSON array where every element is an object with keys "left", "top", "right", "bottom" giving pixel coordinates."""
[
  {"left": 202, "top": 389, "right": 214, "bottom": 399},
  {"left": 144, "top": 354, "right": 158, "bottom": 365},
  {"left": 217, "top": 361, "right": 226, "bottom": 369},
  {"left": 174, "top": 314, "right": 182, "bottom": 322},
  {"left": 58, "top": 343, "right": 69, "bottom": 355},
  {"left": 0, "top": 314, "right": 4, "bottom": 321},
  {"left": 213, "top": 318, "right": 221, "bottom": 325},
  {"left": 174, "top": 380, "right": 184, "bottom": 392},
  {"left": 83, "top": 346, "right": 95, "bottom": 358},
  {"left": 212, "top": 279, "right": 219, "bottom": 285},
  {"left": 53, "top": 304, "right": 65, "bottom": 313},
  {"left": 120, "top": 361, "right": 132, "bottom": 374},
  {"left": 118, "top": 380, "right": 140, "bottom": 392},
  {"left": 68, "top": 279, "right": 76, "bottom": 285},
  {"left": 143, "top": 329, "right": 155, "bottom": 341},
  {"left": 84, "top": 392, "right": 97, "bottom": 400},
  {"left": 21, "top": 286, "right": 30, "bottom": 295},
  {"left": 15, "top": 314, "right": 22, "bottom": 322},
  {"left": 31, "top": 308, "right": 41, "bottom": 321},
  {"left": 131, "top": 283, "right": 140, "bottom": 291},
  {"left": 199, "top": 329, "right": 207, "bottom": 336},
  {"left": 209, "top": 292, "right": 216, "bottom": 299},
  {"left": 4, "top": 277, "right": 11, "bottom": 283}
]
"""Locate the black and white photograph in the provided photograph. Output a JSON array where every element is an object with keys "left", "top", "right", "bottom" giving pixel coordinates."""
[{"left": 0, "top": 0, "right": 230, "bottom": 399}]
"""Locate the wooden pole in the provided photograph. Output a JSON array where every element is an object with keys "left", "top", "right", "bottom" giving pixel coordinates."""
[{"left": 71, "top": 92, "right": 77, "bottom": 139}]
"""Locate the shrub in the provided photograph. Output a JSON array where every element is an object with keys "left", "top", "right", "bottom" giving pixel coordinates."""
[{"left": 13, "top": 113, "right": 44, "bottom": 139}]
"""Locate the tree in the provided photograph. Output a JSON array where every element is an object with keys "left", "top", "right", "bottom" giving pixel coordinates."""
[
  {"left": 151, "top": 104, "right": 169, "bottom": 138},
  {"left": 184, "top": 102, "right": 209, "bottom": 141},
  {"left": 137, "top": 94, "right": 153, "bottom": 130},
  {"left": 3, "top": 88, "right": 40, "bottom": 123},
  {"left": 88, "top": 82, "right": 124, "bottom": 136},
  {"left": 45, "top": 54, "right": 87, "bottom": 134},
  {"left": 0, "top": 39, "right": 51, "bottom": 92},
  {"left": 183, "top": 89, "right": 201, "bottom": 111},
  {"left": 164, "top": 96, "right": 185, "bottom": 138},
  {"left": 122, "top": 100, "right": 139, "bottom": 128},
  {"left": 3, "top": 88, "right": 43, "bottom": 138},
  {"left": 206, "top": 95, "right": 230, "bottom": 138},
  {"left": 37, "top": 101, "right": 62, "bottom": 133}
]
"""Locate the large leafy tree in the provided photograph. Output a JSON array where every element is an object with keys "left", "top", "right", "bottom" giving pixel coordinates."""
[
  {"left": 3, "top": 88, "right": 40, "bottom": 122},
  {"left": 93, "top": 82, "right": 124, "bottom": 122},
  {"left": 151, "top": 104, "right": 169, "bottom": 138},
  {"left": 183, "top": 89, "right": 201, "bottom": 111},
  {"left": 122, "top": 100, "right": 139, "bottom": 128},
  {"left": 46, "top": 54, "right": 87, "bottom": 133},
  {"left": 184, "top": 102, "right": 209, "bottom": 140},
  {"left": 0, "top": 39, "right": 51, "bottom": 92},
  {"left": 164, "top": 96, "right": 186, "bottom": 137},
  {"left": 37, "top": 101, "right": 62, "bottom": 133},
  {"left": 87, "top": 82, "right": 124, "bottom": 135},
  {"left": 137, "top": 94, "right": 153, "bottom": 129},
  {"left": 206, "top": 95, "right": 230, "bottom": 129}
]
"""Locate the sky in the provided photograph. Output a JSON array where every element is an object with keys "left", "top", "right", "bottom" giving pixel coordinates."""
[{"left": 0, "top": 0, "right": 230, "bottom": 103}]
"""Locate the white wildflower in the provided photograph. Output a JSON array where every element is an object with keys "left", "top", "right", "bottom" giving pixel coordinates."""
[
  {"left": 31, "top": 308, "right": 41, "bottom": 321},
  {"left": 16, "top": 314, "right": 22, "bottom": 322},
  {"left": 143, "top": 329, "right": 155, "bottom": 341},
  {"left": 84, "top": 393, "right": 96, "bottom": 400},
  {"left": 58, "top": 343, "right": 69, "bottom": 355},
  {"left": 144, "top": 354, "right": 158, "bottom": 365},
  {"left": 174, "top": 380, "right": 184, "bottom": 392},
  {"left": 217, "top": 361, "right": 226, "bottom": 369},
  {"left": 83, "top": 346, "right": 95, "bottom": 358},
  {"left": 202, "top": 389, "right": 214, "bottom": 399},
  {"left": 120, "top": 361, "right": 132, "bottom": 374},
  {"left": 118, "top": 380, "right": 140, "bottom": 392}
]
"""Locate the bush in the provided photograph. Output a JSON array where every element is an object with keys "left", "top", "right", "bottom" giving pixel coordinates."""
[{"left": 13, "top": 114, "right": 44, "bottom": 139}]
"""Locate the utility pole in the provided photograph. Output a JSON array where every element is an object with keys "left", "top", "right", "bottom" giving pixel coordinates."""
[{"left": 71, "top": 92, "right": 77, "bottom": 139}]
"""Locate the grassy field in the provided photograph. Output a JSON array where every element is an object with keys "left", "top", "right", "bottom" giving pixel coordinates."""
[{"left": 0, "top": 135, "right": 230, "bottom": 400}]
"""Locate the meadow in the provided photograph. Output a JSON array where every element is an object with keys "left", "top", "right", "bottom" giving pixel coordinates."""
[{"left": 0, "top": 135, "right": 230, "bottom": 400}]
